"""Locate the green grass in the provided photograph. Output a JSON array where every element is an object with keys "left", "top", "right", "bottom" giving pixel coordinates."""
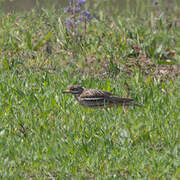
[{"left": 0, "top": 1, "right": 180, "bottom": 179}]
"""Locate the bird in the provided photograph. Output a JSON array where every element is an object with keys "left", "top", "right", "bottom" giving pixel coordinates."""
[{"left": 62, "top": 85, "right": 141, "bottom": 108}]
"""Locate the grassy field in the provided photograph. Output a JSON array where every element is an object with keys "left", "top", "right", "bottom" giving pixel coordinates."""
[{"left": 0, "top": 0, "right": 180, "bottom": 179}]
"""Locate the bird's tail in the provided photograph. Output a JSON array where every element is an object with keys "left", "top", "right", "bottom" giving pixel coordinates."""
[{"left": 110, "top": 96, "right": 142, "bottom": 106}]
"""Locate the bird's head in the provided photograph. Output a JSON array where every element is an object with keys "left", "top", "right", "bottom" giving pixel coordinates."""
[{"left": 63, "top": 85, "right": 84, "bottom": 95}]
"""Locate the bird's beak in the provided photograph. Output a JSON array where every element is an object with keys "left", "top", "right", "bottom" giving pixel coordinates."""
[{"left": 62, "top": 90, "right": 71, "bottom": 94}]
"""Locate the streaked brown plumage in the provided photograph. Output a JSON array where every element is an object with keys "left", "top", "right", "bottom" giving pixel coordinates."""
[{"left": 63, "top": 85, "right": 141, "bottom": 108}]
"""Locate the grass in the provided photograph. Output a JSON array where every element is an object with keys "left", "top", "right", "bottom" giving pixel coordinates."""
[{"left": 0, "top": 0, "right": 180, "bottom": 179}]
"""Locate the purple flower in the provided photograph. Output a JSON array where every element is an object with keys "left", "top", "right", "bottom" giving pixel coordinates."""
[
  {"left": 80, "top": 11, "right": 93, "bottom": 21},
  {"left": 64, "top": 19, "right": 80, "bottom": 30},
  {"left": 64, "top": 0, "right": 93, "bottom": 33},
  {"left": 64, "top": 6, "right": 80, "bottom": 14},
  {"left": 133, "top": 45, "right": 141, "bottom": 53},
  {"left": 64, "top": 19, "right": 73, "bottom": 30},
  {"left": 77, "top": 0, "right": 86, "bottom": 6},
  {"left": 78, "top": 15, "right": 84, "bottom": 22},
  {"left": 64, "top": 7, "right": 72, "bottom": 13},
  {"left": 74, "top": 6, "right": 81, "bottom": 13}
]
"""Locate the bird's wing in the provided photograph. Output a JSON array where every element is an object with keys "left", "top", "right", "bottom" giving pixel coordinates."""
[
  {"left": 79, "top": 89, "right": 112, "bottom": 100},
  {"left": 110, "top": 96, "right": 134, "bottom": 103},
  {"left": 78, "top": 89, "right": 141, "bottom": 107}
]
